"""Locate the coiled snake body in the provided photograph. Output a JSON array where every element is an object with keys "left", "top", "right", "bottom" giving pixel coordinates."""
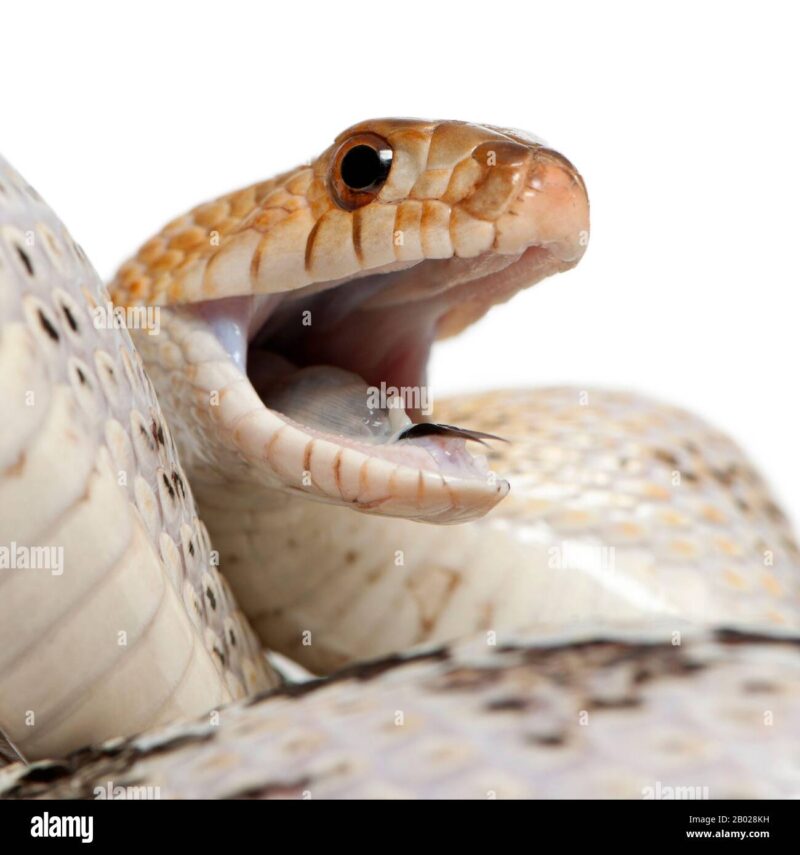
[{"left": 1, "top": 119, "right": 799, "bottom": 797}]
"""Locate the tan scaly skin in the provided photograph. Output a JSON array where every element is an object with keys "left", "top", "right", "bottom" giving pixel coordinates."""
[
  {"left": 105, "top": 119, "right": 595, "bottom": 663},
  {"left": 6, "top": 629, "right": 800, "bottom": 800},
  {"left": 109, "top": 118, "right": 799, "bottom": 675},
  {"left": 0, "top": 158, "right": 277, "bottom": 763},
  {"left": 1, "top": 120, "right": 798, "bottom": 792},
  {"left": 110, "top": 119, "right": 588, "bottom": 530}
]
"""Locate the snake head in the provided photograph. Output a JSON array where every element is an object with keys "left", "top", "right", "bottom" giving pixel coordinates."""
[{"left": 110, "top": 119, "right": 589, "bottom": 523}]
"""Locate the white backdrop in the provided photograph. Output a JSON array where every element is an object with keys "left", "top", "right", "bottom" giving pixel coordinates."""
[{"left": 4, "top": 1, "right": 798, "bottom": 524}]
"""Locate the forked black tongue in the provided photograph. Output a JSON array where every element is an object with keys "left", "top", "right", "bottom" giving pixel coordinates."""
[{"left": 395, "top": 423, "right": 508, "bottom": 447}]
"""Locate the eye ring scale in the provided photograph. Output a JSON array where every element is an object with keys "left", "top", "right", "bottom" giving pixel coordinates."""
[{"left": 330, "top": 133, "right": 393, "bottom": 210}]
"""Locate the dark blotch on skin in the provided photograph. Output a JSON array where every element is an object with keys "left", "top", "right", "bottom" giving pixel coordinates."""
[
  {"left": 16, "top": 245, "right": 34, "bottom": 276},
  {"left": 20, "top": 762, "right": 70, "bottom": 783},
  {"left": 526, "top": 733, "right": 567, "bottom": 747},
  {"left": 486, "top": 696, "right": 529, "bottom": 712},
  {"left": 654, "top": 449, "right": 679, "bottom": 468},
  {"left": 152, "top": 420, "right": 166, "bottom": 446},
  {"left": 62, "top": 303, "right": 79, "bottom": 332},
  {"left": 711, "top": 467, "right": 735, "bottom": 487},
  {"left": 432, "top": 666, "right": 504, "bottom": 692},
  {"left": 587, "top": 695, "right": 642, "bottom": 710},
  {"left": 206, "top": 586, "right": 217, "bottom": 611},
  {"left": 162, "top": 472, "right": 176, "bottom": 500},
  {"left": 741, "top": 679, "right": 779, "bottom": 695},
  {"left": 139, "top": 423, "right": 155, "bottom": 451},
  {"left": 764, "top": 501, "right": 785, "bottom": 522},
  {"left": 37, "top": 309, "right": 59, "bottom": 342},
  {"left": 229, "top": 778, "right": 312, "bottom": 800},
  {"left": 172, "top": 472, "right": 186, "bottom": 499}
]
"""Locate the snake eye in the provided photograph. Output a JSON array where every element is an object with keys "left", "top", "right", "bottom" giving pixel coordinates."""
[{"left": 330, "top": 133, "right": 393, "bottom": 210}]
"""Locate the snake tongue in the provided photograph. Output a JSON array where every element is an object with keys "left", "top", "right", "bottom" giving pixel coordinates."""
[{"left": 395, "top": 423, "right": 508, "bottom": 446}]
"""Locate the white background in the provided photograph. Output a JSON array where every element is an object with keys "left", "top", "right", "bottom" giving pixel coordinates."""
[{"left": 3, "top": 1, "right": 799, "bottom": 524}]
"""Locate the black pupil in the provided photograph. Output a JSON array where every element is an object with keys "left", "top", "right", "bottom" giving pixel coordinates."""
[{"left": 340, "top": 145, "right": 392, "bottom": 191}]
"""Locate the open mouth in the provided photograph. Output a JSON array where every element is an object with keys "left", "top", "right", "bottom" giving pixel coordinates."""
[{"left": 186, "top": 242, "right": 570, "bottom": 521}]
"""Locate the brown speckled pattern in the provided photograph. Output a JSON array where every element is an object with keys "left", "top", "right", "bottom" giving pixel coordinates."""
[
  {"left": 0, "top": 157, "right": 276, "bottom": 761},
  {"left": 208, "top": 388, "right": 800, "bottom": 673},
  {"left": 3, "top": 116, "right": 799, "bottom": 797},
  {"left": 2, "top": 629, "right": 799, "bottom": 799}
]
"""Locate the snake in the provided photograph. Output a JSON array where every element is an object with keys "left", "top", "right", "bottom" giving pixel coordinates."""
[{"left": 1, "top": 118, "right": 799, "bottom": 796}]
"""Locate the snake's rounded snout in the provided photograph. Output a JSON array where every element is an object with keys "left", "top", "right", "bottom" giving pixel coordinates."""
[{"left": 511, "top": 146, "right": 590, "bottom": 266}]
